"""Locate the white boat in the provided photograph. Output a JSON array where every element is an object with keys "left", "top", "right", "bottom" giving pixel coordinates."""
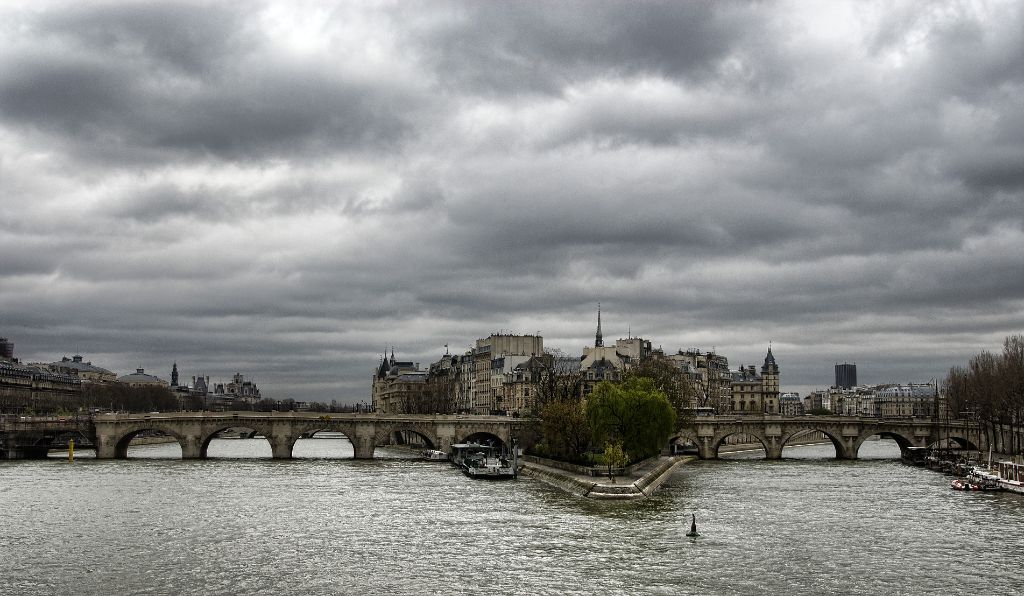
[
  {"left": 450, "top": 443, "right": 516, "bottom": 479},
  {"left": 995, "top": 460, "right": 1024, "bottom": 494},
  {"left": 967, "top": 466, "right": 1002, "bottom": 491},
  {"left": 422, "top": 449, "right": 448, "bottom": 461}
]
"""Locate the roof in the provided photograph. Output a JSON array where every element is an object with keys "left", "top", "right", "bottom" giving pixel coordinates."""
[
  {"left": 117, "top": 368, "right": 165, "bottom": 384},
  {"left": 51, "top": 355, "right": 115, "bottom": 376}
]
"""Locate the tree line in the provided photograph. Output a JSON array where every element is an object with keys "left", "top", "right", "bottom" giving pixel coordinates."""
[
  {"left": 944, "top": 334, "right": 1024, "bottom": 455},
  {"left": 530, "top": 354, "right": 690, "bottom": 466}
]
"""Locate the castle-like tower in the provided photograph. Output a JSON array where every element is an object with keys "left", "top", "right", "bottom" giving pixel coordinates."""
[{"left": 761, "top": 346, "right": 780, "bottom": 414}]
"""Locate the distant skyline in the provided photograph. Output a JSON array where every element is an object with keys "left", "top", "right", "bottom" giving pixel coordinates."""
[{"left": 2, "top": 1, "right": 1022, "bottom": 403}]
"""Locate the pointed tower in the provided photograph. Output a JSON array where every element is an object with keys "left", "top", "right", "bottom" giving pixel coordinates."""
[
  {"left": 761, "top": 345, "right": 780, "bottom": 414},
  {"left": 595, "top": 303, "right": 604, "bottom": 348},
  {"left": 171, "top": 362, "right": 179, "bottom": 387}
]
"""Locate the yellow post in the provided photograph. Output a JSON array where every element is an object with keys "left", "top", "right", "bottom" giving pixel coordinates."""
[{"left": 68, "top": 438, "right": 74, "bottom": 462}]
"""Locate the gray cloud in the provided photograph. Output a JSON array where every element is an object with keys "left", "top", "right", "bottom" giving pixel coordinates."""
[{"left": 2, "top": 1, "right": 1023, "bottom": 403}]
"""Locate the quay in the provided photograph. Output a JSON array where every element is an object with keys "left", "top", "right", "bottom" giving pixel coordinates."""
[{"left": 520, "top": 454, "right": 694, "bottom": 500}]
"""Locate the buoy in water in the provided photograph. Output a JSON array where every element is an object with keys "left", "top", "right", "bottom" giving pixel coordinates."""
[{"left": 686, "top": 513, "right": 699, "bottom": 538}]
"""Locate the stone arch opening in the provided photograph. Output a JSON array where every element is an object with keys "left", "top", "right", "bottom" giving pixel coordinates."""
[
  {"left": 113, "top": 427, "right": 185, "bottom": 459},
  {"left": 669, "top": 432, "right": 700, "bottom": 455},
  {"left": 384, "top": 428, "right": 437, "bottom": 449},
  {"left": 780, "top": 427, "right": 848, "bottom": 459},
  {"left": 712, "top": 431, "right": 769, "bottom": 459},
  {"left": 292, "top": 426, "right": 359, "bottom": 459},
  {"left": 459, "top": 431, "right": 507, "bottom": 451},
  {"left": 201, "top": 425, "right": 274, "bottom": 459},
  {"left": 928, "top": 434, "right": 978, "bottom": 451},
  {"left": 780, "top": 429, "right": 842, "bottom": 458},
  {"left": 852, "top": 430, "right": 917, "bottom": 459},
  {"left": 39, "top": 430, "right": 95, "bottom": 458}
]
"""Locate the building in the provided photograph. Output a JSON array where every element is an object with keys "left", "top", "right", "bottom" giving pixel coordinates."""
[
  {"left": 0, "top": 337, "right": 13, "bottom": 360},
  {"left": 1, "top": 340, "right": 82, "bottom": 413},
  {"left": 876, "top": 383, "right": 937, "bottom": 418},
  {"left": 472, "top": 334, "right": 544, "bottom": 414},
  {"left": 48, "top": 355, "right": 117, "bottom": 383},
  {"left": 835, "top": 362, "right": 857, "bottom": 390},
  {"left": 116, "top": 368, "right": 168, "bottom": 388},
  {"left": 665, "top": 349, "right": 732, "bottom": 412},
  {"left": 729, "top": 347, "right": 780, "bottom": 414},
  {"left": 779, "top": 392, "right": 803, "bottom": 416},
  {"left": 372, "top": 350, "right": 428, "bottom": 413},
  {"left": 579, "top": 307, "right": 651, "bottom": 394}
]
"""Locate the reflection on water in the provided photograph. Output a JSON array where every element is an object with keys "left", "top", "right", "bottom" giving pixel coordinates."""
[{"left": 8, "top": 440, "right": 1024, "bottom": 595}]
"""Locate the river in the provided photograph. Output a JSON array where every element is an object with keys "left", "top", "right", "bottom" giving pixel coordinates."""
[{"left": 2, "top": 438, "right": 1022, "bottom": 595}]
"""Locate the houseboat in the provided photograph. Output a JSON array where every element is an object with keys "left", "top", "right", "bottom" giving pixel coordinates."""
[
  {"left": 995, "top": 460, "right": 1024, "bottom": 494},
  {"left": 450, "top": 442, "right": 516, "bottom": 479}
]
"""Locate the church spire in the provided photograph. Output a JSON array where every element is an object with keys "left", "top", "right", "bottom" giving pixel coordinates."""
[
  {"left": 171, "top": 362, "right": 178, "bottom": 387},
  {"left": 595, "top": 303, "right": 604, "bottom": 347}
]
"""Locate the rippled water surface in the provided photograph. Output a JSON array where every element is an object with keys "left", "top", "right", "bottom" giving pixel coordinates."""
[{"left": 3, "top": 439, "right": 1023, "bottom": 595}]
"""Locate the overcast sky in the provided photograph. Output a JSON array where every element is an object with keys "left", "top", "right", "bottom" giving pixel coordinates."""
[{"left": 2, "top": 1, "right": 1022, "bottom": 403}]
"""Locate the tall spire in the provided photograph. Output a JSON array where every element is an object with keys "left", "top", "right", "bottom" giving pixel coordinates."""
[
  {"left": 595, "top": 303, "right": 604, "bottom": 347},
  {"left": 171, "top": 362, "right": 178, "bottom": 387}
]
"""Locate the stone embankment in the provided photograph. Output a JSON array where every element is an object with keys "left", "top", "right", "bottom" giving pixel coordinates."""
[{"left": 520, "top": 455, "right": 695, "bottom": 500}]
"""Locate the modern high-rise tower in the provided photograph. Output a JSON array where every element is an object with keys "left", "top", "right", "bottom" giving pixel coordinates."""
[{"left": 835, "top": 362, "right": 857, "bottom": 389}]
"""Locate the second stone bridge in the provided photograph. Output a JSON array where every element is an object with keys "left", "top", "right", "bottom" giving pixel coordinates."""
[
  {"left": 670, "top": 415, "right": 982, "bottom": 459},
  {"left": 92, "top": 411, "right": 524, "bottom": 459}
]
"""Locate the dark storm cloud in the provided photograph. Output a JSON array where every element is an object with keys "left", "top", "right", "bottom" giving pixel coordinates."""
[
  {"left": 0, "top": 2, "right": 422, "bottom": 163},
  {"left": 2, "top": 1, "right": 1023, "bottom": 402},
  {"left": 409, "top": 1, "right": 759, "bottom": 94}
]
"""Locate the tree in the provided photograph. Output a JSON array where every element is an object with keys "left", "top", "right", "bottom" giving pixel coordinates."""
[
  {"left": 622, "top": 356, "right": 697, "bottom": 425},
  {"left": 530, "top": 350, "right": 585, "bottom": 411},
  {"left": 536, "top": 396, "right": 592, "bottom": 463},
  {"left": 586, "top": 377, "right": 676, "bottom": 461},
  {"left": 943, "top": 334, "right": 1024, "bottom": 455}
]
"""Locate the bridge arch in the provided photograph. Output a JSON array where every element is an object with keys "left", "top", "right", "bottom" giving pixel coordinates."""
[
  {"left": 458, "top": 431, "right": 508, "bottom": 451},
  {"left": 711, "top": 430, "right": 771, "bottom": 459},
  {"left": 110, "top": 425, "right": 189, "bottom": 459},
  {"left": 198, "top": 423, "right": 276, "bottom": 458},
  {"left": 852, "top": 430, "right": 917, "bottom": 458},
  {"left": 925, "top": 433, "right": 978, "bottom": 451},
  {"left": 780, "top": 427, "right": 853, "bottom": 459},
  {"left": 669, "top": 431, "right": 701, "bottom": 455},
  {"left": 373, "top": 422, "right": 440, "bottom": 453}
]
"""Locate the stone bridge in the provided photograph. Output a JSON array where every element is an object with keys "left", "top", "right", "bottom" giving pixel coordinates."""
[
  {"left": 670, "top": 415, "right": 986, "bottom": 460},
  {"left": 2, "top": 412, "right": 524, "bottom": 460}
]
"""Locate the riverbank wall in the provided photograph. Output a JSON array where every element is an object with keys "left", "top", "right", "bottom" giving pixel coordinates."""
[{"left": 520, "top": 455, "right": 695, "bottom": 500}]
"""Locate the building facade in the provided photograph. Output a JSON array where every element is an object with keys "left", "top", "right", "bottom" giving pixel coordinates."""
[
  {"left": 835, "top": 362, "right": 858, "bottom": 390},
  {"left": 48, "top": 355, "right": 117, "bottom": 383},
  {"left": 1, "top": 341, "right": 82, "bottom": 413},
  {"left": 729, "top": 347, "right": 780, "bottom": 414}
]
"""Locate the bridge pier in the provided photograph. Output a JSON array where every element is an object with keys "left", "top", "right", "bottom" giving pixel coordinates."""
[
  {"left": 269, "top": 435, "right": 293, "bottom": 459},
  {"left": 181, "top": 435, "right": 202, "bottom": 459}
]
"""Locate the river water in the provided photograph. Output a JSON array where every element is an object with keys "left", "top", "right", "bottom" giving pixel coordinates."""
[{"left": 3, "top": 438, "right": 1022, "bottom": 595}]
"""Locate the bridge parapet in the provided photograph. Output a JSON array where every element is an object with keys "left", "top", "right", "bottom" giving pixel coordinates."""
[
  {"left": 674, "top": 415, "right": 984, "bottom": 460},
  {"left": 88, "top": 412, "right": 524, "bottom": 460}
]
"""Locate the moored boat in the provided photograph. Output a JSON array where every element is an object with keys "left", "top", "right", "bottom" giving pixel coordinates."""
[
  {"left": 422, "top": 449, "right": 448, "bottom": 461},
  {"left": 450, "top": 442, "right": 516, "bottom": 479},
  {"left": 995, "top": 460, "right": 1024, "bottom": 494}
]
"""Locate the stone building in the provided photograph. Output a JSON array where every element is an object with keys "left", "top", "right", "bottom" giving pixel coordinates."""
[
  {"left": 116, "top": 368, "right": 168, "bottom": 388},
  {"left": 729, "top": 346, "right": 780, "bottom": 414},
  {"left": 1, "top": 341, "right": 82, "bottom": 413},
  {"left": 471, "top": 334, "right": 543, "bottom": 414},
  {"left": 372, "top": 350, "right": 428, "bottom": 413},
  {"left": 876, "top": 383, "right": 937, "bottom": 418},
  {"left": 48, "top": 355, "right": 117, "bottom": 383},
  {"left": 665, "top": 349, "right": 732, "bottom": 411},
  {"left": 579, "top": 306, "right": 651, "bottom": 395}
]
